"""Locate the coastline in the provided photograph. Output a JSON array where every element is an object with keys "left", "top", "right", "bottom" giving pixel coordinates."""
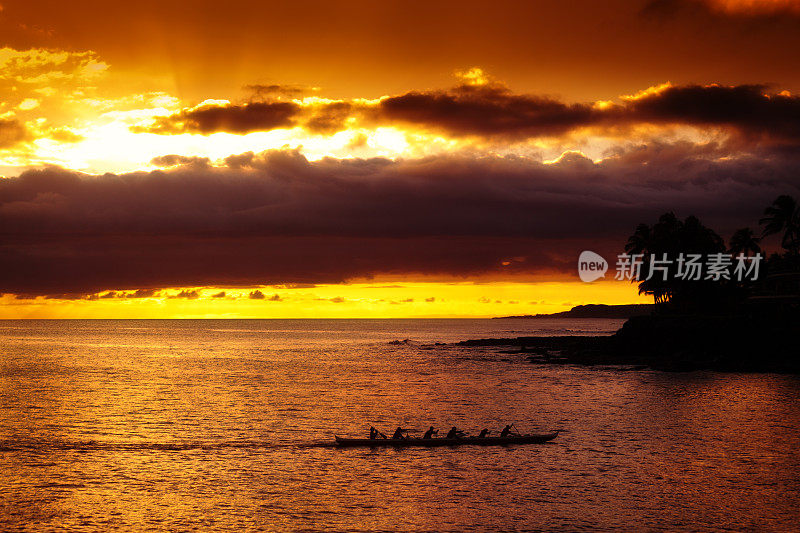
[
  {"left": 493, "top": 303, "right": 654, "bottom": 320},
  {"left": 457, "top": 314, "right": 800, "bottom": 374}
]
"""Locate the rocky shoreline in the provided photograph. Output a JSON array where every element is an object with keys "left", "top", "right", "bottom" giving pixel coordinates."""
[{"left": 456, "top": 314, "right": 800, "bottom": 373}]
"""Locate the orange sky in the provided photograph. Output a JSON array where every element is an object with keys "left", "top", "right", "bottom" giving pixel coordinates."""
[
  {"left": 2, "top": 0, "right": 800, "bottom": 102},
  {"left": 1, "top": 0, "right": 798, "bottom": 317}
]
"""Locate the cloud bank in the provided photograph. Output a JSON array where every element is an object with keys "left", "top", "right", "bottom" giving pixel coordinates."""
[
  {"left": 2, "top": 146, "right": 798, "bottom": 296},
  {"left": 139, "top": 83, "right": 800, "bottom": 145}
]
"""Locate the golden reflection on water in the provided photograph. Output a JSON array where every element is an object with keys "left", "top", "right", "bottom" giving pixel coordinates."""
[{"left": 1, "top": 320, "right": 799, "bottom": 531}]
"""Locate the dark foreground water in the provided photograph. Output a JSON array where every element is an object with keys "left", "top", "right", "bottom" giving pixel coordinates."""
[{"left": 1, "top": 319, "right": 799, "bottom": 532}]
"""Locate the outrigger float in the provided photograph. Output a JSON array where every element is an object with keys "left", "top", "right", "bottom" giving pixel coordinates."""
[{"left": 334, "top": 431, "right": 559, "bottom": 448}]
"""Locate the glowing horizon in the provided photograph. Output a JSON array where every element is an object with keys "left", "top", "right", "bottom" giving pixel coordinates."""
[{"left": 0, "top": 281, "right": 650, "bottom": 319}]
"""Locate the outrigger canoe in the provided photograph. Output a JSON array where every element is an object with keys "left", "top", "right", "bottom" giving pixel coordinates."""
[{"left": 334, "top": 431, "right": 559, "bottom": 448}]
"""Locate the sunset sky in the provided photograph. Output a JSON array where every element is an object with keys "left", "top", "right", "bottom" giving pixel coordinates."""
[{"left": 2, "top": 0, "right": 800, "bottom": 317}]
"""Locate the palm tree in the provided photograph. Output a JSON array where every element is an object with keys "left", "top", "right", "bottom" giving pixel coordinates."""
[
  {"left": 623, "top": 213, "right": 726, "bottom": 309},
  {"left": 624, "top": 223, "right": 652, "bottom": 256},
  {"left": 760, "top": 195, "right": 800, "bottom": 255},
  {"left": 729, "top": 228, "right": 761, "bottom": 257}
]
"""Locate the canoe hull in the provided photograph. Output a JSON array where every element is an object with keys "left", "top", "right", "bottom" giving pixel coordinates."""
[{"left": 334, "top": 432, "right": 559, "bottom": 448}]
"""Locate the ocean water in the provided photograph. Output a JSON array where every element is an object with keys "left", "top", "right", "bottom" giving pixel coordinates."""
[{"left": 1, "top": 319, "right": 799, "bottom": 532}]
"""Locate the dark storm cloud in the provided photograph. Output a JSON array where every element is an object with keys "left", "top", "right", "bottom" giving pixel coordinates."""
[
  {"left": 141, "top": 83, "right": 605, "bottom": 139},
  {"left": 375, "top": 83, "right": 602, "bottom": 138},
  {"left": 140, "top": 83, "right": 800, "bottom": 144},
  {"left": 376, "top": 83, "right": 800, "bottom": 143},
  {"left": 628, "top": 84, "right": 800, "bottom": 142},
  {"left": 2, "top": 147, "right": 799, "bottom": 296},
  {"left": 142, "top": 100, "right": 352, "bottom": 136},
  {"left": 143, "top": 101, "right": 300, "bottom": 135}
]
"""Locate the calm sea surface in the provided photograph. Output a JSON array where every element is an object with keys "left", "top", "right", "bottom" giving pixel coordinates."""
[{"left": 1, "top": 319, "right": 799, "bottom": 532}]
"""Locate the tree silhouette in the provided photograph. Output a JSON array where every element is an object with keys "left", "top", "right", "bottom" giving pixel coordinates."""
[
  {"left": 624, "top": 223, "right": 652, "bottom": 256},
  {"left": 624, "top": 213, "right": 725, "bottom": 309},
  {"left": 760, "top": 195, "right": 799, "bottom": 255},
  {"left": 729, "top": 228, "right": 761, "bottom": 257}
]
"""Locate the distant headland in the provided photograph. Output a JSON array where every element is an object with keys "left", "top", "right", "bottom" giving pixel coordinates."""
[{"left": 494, "top": 304, "right": 653, "bottom": 320}]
